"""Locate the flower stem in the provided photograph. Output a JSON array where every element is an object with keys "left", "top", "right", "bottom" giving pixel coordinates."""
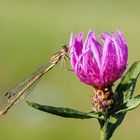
[{"left": 100, "top": 121, "right": 109, "bottom": 140}]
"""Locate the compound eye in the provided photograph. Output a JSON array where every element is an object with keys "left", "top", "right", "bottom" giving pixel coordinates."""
[{"left": 62, "top": 45, "right": 69, "bottom": 53}]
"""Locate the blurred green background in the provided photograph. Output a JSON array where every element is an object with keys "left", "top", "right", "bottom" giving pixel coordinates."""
[{"left": 0, "top": 0, "right": 140, "bottom": 139}]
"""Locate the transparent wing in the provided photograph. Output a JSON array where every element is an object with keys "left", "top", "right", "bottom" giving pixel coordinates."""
[{"left": 4, "top": 61, "right": 54, "bottom": 104}]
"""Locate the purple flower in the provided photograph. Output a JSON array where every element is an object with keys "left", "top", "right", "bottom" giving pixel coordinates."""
[{"left": 69, "top": 29, "right": 128, "bottom": 87}]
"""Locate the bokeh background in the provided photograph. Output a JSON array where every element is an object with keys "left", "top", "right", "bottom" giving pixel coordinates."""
[{"left": 0, "top": 0, "right": 140, "bottom": 139}]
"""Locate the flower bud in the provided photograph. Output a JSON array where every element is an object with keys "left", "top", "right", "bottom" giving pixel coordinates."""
[
  {"left": 70, "top": 29, "right": 128, "bottom": 87},
  {"left": 70, "top": 29, "right": 128, "bottom": 112}
]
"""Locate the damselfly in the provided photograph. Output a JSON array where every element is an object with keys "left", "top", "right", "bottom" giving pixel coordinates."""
[{"left": 0, "top": 45, "right": 69, "bottom": 116}]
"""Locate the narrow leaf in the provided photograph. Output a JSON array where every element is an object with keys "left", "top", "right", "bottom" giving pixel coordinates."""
[
  {"left": 27, "top": 101, "right": 103, "bottom": 119},
  {"left": 115, "top": 95, "right": 140, "bottom": 114},
  {"left": 115, "top": 61, "right": 140, "bottom": 105},
  {"left": 104, "top": 113, "right": 126, "bottom": 140}
]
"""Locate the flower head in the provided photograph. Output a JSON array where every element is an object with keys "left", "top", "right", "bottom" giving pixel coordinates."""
[{"left": 70, "top": 29, "right": 128, "bottom": 87}]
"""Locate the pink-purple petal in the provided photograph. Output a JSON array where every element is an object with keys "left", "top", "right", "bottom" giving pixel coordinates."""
[{"left": 69, "top": 29, "right": 128, "bottom": 87}]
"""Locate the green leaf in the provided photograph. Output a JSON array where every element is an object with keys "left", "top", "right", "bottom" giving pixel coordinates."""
[
  {"left": 101, "top": 113, "right": 125, "bottom": 140},
  {"left": 115, "top": 61, "right": 140, "bottom": 106},
  {"left": 26, "top": 101, "right": 103, "bottom": 120},
  {"left": 115, "top": 95, "right": 140, "bottom": 114}
]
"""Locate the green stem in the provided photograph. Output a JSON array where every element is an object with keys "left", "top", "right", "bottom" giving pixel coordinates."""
[{"left": 100, "top": 121, "right": 109, "bottom": 140}]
